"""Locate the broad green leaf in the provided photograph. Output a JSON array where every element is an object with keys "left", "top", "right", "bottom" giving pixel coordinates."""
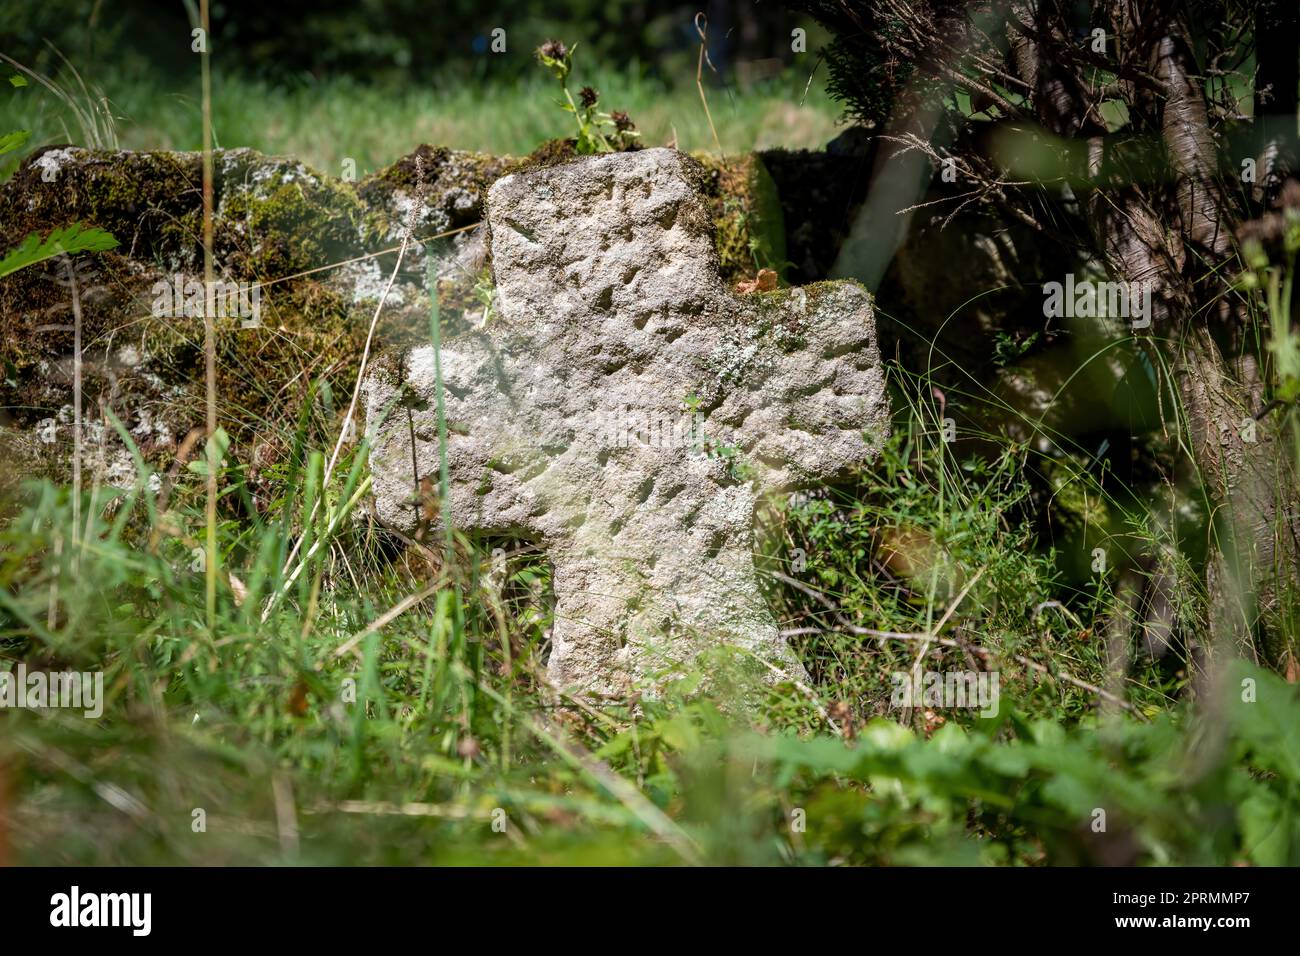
[
  {"left": 0, "top": 222, "right": 119, "bottom": 279},
  {"left": 1229, "top": 663, "right": 1300, "bottom": 780},
  {"left": 1239, "top": 788, "right": 1290, "bottom": 866},
  {"left": 0, "top": 129, "right": 30, "bottom": 156},
  {"left": 1039, "top": 770, "right": 1101, "bottom": 815}
]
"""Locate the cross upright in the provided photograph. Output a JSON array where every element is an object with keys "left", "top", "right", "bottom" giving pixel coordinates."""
[{"left": 366, "top": 148, "right": 889, "bottom": 697}]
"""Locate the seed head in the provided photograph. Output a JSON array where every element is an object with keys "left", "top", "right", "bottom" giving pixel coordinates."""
[{"left": 538, "top": 40, "right": 568, "bottom": 61}]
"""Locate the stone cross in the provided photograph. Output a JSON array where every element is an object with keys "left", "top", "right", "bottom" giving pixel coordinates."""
[{"left": 365, "top": 148, "right": 888, "bottom": 697}]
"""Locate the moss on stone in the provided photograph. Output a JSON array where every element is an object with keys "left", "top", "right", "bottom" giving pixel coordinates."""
[
  {"left": 512, "top": 138, "right": 580, "bottom": 173},
  {"left": 0, "top": 147, "right": 204, "bottom": 271},
  {"left": 0, "top": 147, "right": 390, "bottom": 474},
  {"left": 357, "top": 145, "right": 511, "bottom": 248},
  {"left": 690, "top": 152, "right": 787, "bottom": 287},
  {"left": 0, "top": 146, "right": 371, "bottom": 281},
  {"left": 213, "top": 153, "right": 366, "bottom": 281}
]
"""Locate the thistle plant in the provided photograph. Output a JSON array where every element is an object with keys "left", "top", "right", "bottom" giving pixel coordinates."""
[{"left": 535, "top": 40, "right": 639, "bottom": 155}]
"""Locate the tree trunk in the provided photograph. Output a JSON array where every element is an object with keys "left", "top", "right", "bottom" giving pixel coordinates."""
[{"left": 1012, "top": 1, "right": 1300, "bottom": 666}]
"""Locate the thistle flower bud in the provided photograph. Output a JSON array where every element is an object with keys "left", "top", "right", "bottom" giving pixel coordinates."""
[{"left": 538, "top": 40, "right": 567, "bottom": 61}]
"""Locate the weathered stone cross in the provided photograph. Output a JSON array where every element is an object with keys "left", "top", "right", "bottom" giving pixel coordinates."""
[{"left": 365, "top": 148, "right": 888, "bottom": 697}]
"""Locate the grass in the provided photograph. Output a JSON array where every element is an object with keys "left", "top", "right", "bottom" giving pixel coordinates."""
[{"left": 3, "top": 66, "right": 845, "bottom": 176}]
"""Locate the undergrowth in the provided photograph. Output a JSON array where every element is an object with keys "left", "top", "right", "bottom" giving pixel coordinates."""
[{"left": 2, "top": 353, "right": 1297, "bottom": 865}]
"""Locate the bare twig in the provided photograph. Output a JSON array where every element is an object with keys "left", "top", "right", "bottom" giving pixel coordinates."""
[{"left": 694, "top": 13, "right": 724, "bottom": 156}]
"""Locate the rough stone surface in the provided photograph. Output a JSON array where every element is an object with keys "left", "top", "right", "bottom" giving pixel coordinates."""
[{"left": 365, "top": 148, "right": 889, "bottom": 696}]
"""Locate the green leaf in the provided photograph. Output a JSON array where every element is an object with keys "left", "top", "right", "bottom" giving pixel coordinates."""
[
  {"left": 0, "top": 129, "right": 30, "bottom": 156},
  {"left": 1239, "top": 788, "right": 1291, "bottom": 866},
  {"left": 1039, "top": 770, "right": 1101, "bottom": 815},
  {"left": 0, "top": 222, "right": 119, "bottom": 279},
  {"left": 1229, "top": 663, "right": 1300, "bottom": 780},
  {"left": 9, "top": 74, "right": 27, "bottom": 87},
  {"left": 188, "top": 427, "right": 231, "bottom": 476}
]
